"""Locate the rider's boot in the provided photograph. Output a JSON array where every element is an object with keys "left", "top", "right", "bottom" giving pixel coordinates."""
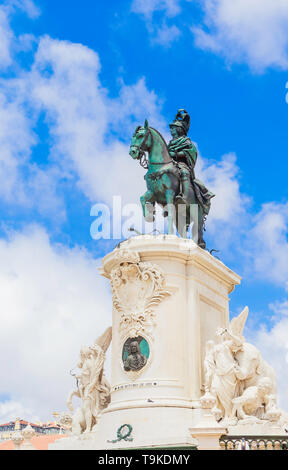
[{"left": 175, "top": 171, "right": 191, "bottom": 205}]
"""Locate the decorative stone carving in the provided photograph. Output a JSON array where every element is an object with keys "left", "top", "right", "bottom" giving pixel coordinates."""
[
  {"left": 109, "top": 249, "right": 173, "bottom": 340},
  {"left": 202, "top": 307, "right": 283, "bottom": 425},
  {"left": 67, "top": 327, "right": 112, "bottom": 436},
  {"left": 200, "top": 391, "right": 217, "bottom": 410},
  {"left": 12, "top": 431, "right": 24, "bottom": 450},
  {"left": 231, "top": 377, "right": 274, "bottom": 423},
  {"left": 21, "top": 424, "right": 36, "bottom": 451},
  {"left": 59, "top": 413, "right": 73, "bottom": 432}
]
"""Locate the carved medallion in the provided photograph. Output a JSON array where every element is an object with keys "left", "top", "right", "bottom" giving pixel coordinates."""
[
  {"left": 109, "top": 249, "right": 173, "bottom": 341},
  {"left": 122, "top": 336, "right": 150, "bottom": 372}
]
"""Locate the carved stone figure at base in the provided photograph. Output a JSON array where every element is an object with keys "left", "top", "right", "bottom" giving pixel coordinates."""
[
  {"left": 67, "top": 327, "right": 112, "bottom": 435},
  {"left": 203, "top": 314, "right": 245, "bottom": 421},
  {"left": 231, "top": 377, "right": 273, "bottom": 422},
  {"left": 234, "top": 342, "right": 277, "bottom": 395},
  {"left": 203, "top": 307, "right": 283, "bottom": 426}
]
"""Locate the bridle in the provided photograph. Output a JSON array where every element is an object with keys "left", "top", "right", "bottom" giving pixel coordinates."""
[{"left": 135, "top": 127, "right": 153, "bottom": 169}]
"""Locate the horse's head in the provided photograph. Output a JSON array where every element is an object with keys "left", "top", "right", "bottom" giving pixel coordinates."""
[{"left": 129, "top": 119, "right": 152, "bottom": 160}]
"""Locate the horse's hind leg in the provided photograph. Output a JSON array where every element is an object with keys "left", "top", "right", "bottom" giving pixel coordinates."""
[
  {"left": 176, "top": 203, "right": 190, "bottom": 238},
  {"left": 197, "top": 206, "right": 206, "bottom": 249},
  {"left": 140, "top": 191, "right": 155, "bottom": 222},
  {"left": 164, "top": 189, "right": 176, "bottom": 234}
]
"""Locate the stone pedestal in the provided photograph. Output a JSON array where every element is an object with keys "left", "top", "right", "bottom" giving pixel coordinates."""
[
  {"left": 189, "top": 411, "right": 227, "bottom": 450},
  {"left": 51, "top": 235, "right": 240, "bottom": 450},
  {"left": 102, "top": 235, "right": 240, "bottom": 415}
]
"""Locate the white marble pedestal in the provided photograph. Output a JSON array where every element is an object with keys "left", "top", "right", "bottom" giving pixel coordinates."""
[{"left": 51, "top": 235, "right": 241, "bottom": 450}]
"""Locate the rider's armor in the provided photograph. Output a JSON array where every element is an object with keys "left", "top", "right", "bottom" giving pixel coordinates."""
[{"left": 168, "top": 109, "right": 214, "bottom": 215}]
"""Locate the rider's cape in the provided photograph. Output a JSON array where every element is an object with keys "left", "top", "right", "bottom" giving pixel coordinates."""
[{"left": 168, "top": 137, "right": 215, "bottom": 215}]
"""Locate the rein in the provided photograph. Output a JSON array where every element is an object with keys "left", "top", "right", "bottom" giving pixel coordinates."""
[{"left": 138, "top": 128, "right": 152, "bottom": 169}]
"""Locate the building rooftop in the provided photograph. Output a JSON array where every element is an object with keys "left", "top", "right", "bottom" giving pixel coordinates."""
[{"left": 0, "top": 435, "right": 67, "bottom": 451}]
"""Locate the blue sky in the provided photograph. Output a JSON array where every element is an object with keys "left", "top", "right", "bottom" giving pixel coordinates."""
[{"left": 0, "top": 0, "right": 288, "bottom": 422}]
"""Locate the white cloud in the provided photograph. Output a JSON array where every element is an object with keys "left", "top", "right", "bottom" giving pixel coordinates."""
[
  {"left": 0, "top": 91, "right": 33, "bottom": 203},
  {"left": 0, "top": 1, "right": 40, "bottom": 70},
  {"left": 0, "top": 6, "right": 14, "bottom": 69},
  {"left": 270, "top": 299, "right": 288, "bottom": 317},
  {"left": 23, "top": 36, "right": 164, "bottom": 206},
  {"left": 19, "top": 34, "right": 250, "bottom": 234},
  {"left": 0, "top": 84, "right": 65, "bottom": 220},
  {"left": 0, "top": 225, "right": 112, "bottom": 421},
  {"left": 132, "top": 0, "right": 288, "bottom": 70},
  {"left": 6, "top": 0, "right": 40, "bottom": 19},
  {"left": 15, "top": 35, "right": 244, "bottom": 218},
  {"left": 131, "top": 0, "right": 181, "bottom": 18},
  {"left": 200, "top": 152, "right": 248, "bottom": 225},
  {"left": 247, "top": 202, "right": 288, "bottom": 284},
  {"left": 250, "top": 319, "right": 288, "bottom": 412},
  {"left": 192, "top": 0, "right": 288, "bottom": 72},
  {"left": 193, "top": 151, "right": 250, "bottom": 254},
  {"left": 131, "top": 0, "right": 182, "bottom": 46},
  {"left": 0, "top": 400, "right": 39, "bottom": 423},
  {"left": 153, "top": 22, "right": 181, "bottom": 45},
  {"left": 0, "top": 2, "right": 246, "bottom": 224},
  {"left": 0, "top": 1, "right": 65, "bottom": 220}
]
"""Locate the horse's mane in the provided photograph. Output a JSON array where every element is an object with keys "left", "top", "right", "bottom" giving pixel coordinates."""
[{"left": 149, "top": 127, "right": 170, "bottom": 153}]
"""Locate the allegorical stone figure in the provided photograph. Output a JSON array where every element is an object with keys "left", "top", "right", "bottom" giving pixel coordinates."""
[
  {"left": 124, "top": 340, "right": 147, "bottom": 372},
  {"left": 67, "top": 327, "right": 112, "bottom": 435},
  {"left": 231, "top": 377, "right": 274, "bottom": 422},
  {"left": 202, "top": 308, "right": 287, "bottom": 427}
]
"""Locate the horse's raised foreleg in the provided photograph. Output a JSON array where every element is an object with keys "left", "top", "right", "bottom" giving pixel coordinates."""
[{"left": 140, "top": 191, "right": 155, "bottom": 223}]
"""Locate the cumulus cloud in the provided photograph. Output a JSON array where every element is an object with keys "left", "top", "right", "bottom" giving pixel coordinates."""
[
  {"left": 247, "top": 202, "right": 288, "bottom": 284},
  {"left": 0, "top": 3, "right": 247, "bottom": 225},
  {"left": 6, "top": 0, "right": 40, "bottom": 19},
  {"left": 270, "top": 299, "right": 288, "bottom": 317},
  {"left": 0, "top": 400, "right": 39, "bottom": 423},
  {"left": 0, "top": 6, "right": 14, "bottom": 69},
  {"left": 0, "top": 83, "right": 66, "bottom": 221},
  {"left": 15, "top": 35, "right": 244, "bottom": 220},
  {"left": 131, "top": 0, "right": 181, "bottom": 19},
  {"left": 22, "top": 36, "right": 164, "bottom": 206},
  {"left": 249, "top": 318, "right": 288, "bottom": 412},
  {"left": 0, "top": 23, "right": 165, "bottom": 217},
  {"left": 153, "top": 22, "right": 181, "bottom": 46},
  {"left": 192, "top": 0, "right": 288, "bottom": 72},
  {"left": 131, "top": 0, "right": 182, "bottom": 46},
  {"left": 0, "top": 90, "right": 35, "bottom": 203},
  {"left": 132, "top": 0, "right": 288, "bottom": 71},
  {"left": 200, "top": 152, "right": 248, "bottom": 225},
  {"left": 0, "top": 0, "right": 40, "bottom": 70},
  {"left": 0, "top": 225, "right": 112, "bottom": 421}
]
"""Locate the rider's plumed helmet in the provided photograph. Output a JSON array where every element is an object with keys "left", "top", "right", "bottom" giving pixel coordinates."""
[{"left": 169, "top": 109, "right": 190, "bottom": 136}]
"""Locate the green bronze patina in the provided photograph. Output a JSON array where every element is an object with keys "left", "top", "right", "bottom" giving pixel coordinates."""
[{"left": 129, "top": 109, "right": 215, "bottom": 249}]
